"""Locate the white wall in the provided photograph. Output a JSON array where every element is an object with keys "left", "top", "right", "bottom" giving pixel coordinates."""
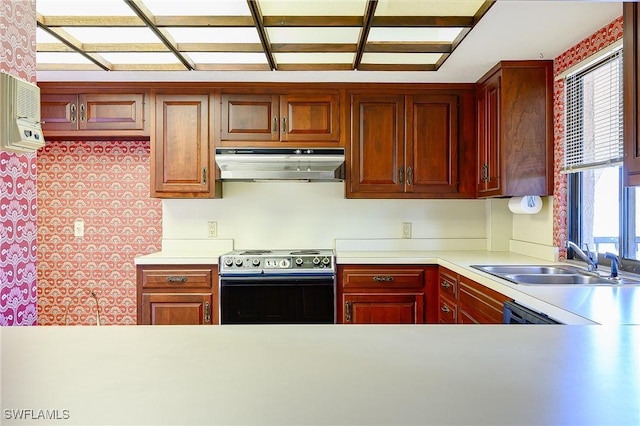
[{"left": 162, "top": 182, "right": 488, "bottom": 250}]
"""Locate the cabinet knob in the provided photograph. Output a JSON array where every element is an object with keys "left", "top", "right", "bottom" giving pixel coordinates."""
[
  {"left": 407, "top": 167, "right": 413, "bottom": 186},
  {"left": 398, "top": 167, "right": 404, "bottom": 185},
  {"left": 282, "top": 116, "right": 287, "bottom": 134},
  {"left": 441, "top": 304, "right": 451, "bottom": 313},
  {"left": 273, "top": 116, "right": 278, "bottom": 133},
  {"left": 345, "top": 301, "right": 351, "bottom": 323},
  {"left": 441, "top": 280, "right": 452, "bottom": 289},
  {"left": 79, "top": 103, "right": 86, "bottom": 122},
  {"left": 70, "top": 104, "right": 77, "bottom": 124}
]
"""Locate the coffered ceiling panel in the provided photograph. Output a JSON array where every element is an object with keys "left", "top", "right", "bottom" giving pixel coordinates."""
[{"left": 35, "top": 0, "right": 495, "bottom": 72}]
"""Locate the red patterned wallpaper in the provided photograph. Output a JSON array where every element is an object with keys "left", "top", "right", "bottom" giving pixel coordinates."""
[
  {"left": 553, "top": 16, "right": 623, "bottom": 259},
  {"left": 36, "top": 141, "right": 161, "bottom": 325},
  {"left": 0, "top": 0, "right": 37, "bottom": 326}
]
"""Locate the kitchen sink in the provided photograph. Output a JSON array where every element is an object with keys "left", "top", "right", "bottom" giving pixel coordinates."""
[{"left": 471, "top": 264, "right": 640, "bottom": 286}]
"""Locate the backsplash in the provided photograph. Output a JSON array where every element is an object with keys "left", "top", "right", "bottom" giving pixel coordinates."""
[{"left": 36, "top": 141, "right": 161, "bottom": 325}]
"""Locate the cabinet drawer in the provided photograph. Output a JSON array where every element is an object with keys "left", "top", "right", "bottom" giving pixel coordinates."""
[
  {"left": 342, "top": 267, "right": 424, "bottom": 289},
  {"left": 438, "top": 298, "right": 457, "bottom": 324},
  {"left": 439, "top": 269, "right": 458, "bottom": 300},
  {"left": 458, "top": 276, "right": 510, "bottom": 324},
  {"left": 141, "top": 268, "right": 213, "bottom": 289}
]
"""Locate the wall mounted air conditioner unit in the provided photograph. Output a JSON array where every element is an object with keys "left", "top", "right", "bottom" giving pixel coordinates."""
[{"left": 0, "top": 72, "right": 45, "bottom": 153}]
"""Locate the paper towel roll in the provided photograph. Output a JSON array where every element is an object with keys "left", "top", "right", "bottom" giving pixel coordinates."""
[{"left": 508, "top": 196, "right": 543, "bottom": 214}]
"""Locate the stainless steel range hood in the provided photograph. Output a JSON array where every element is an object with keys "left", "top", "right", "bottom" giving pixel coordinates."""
[{"left": 215, "top": 148, "right": 345, "bottom": 182}]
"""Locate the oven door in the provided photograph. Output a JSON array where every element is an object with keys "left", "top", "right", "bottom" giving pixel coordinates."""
[{"left": 220, "top": 275, "right": 336, "bottom": 324}]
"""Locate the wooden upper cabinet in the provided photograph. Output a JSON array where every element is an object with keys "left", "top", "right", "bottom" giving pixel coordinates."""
[
  {"left": 476, "top": 61, "right": 553, "bottom": 197},
  {"left": 407, "top": 94, "right": 459, "bottom": 194},
  {"left": 349, "top": 94, "right": 405, "bottom": 195},
  {"left": 218, "top": 91, "right": 341, "bottom": 146},
  {"left": 151, "top": 93, "right": 220, "bottom": 198},
  {"left": 348, "top": 90, "right": 471, "bottom": 199},
  {"left": 40, "top": 89, "right": 148, "bottom": 139},
  {"left": 624, "top": 3, "right": 640, "bottom": 186}
]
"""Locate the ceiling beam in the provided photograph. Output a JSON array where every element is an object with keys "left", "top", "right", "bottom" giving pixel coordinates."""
[
  {"left": 38, "top": 16, "right": 144, "bottom": 27},
  {"left": 247, "top": 0, "right": 276, "bottom": 70},
  {"left": 271, "top": 43, "right": 356, "bottom": 53},
  {"left": 365, "top": 42, "right": 451, "bottom": 54},
  {"left": 124, "top": 0, "right": 194, "bottom": 70},
  {"left": 353, "top": 0, "right": 377, "bottom": 70},
  {"left": 154, "top": 16, "right": 255, "bottom": 27}
]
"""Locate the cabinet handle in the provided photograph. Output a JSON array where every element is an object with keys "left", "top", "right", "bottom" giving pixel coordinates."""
[
  {"left": 204, "top": 302, "right": 211, "bottom": 323},
  {"left": 441, "top": 280, "right": 452, "bottom": 289},
  {"left": 373, "top": 275, "right": 395, "bottom": 282},
  {"left": 282, "top": 116, "right": 287, "bottom": 134},
  {"left": 481, "top": 163, "right": 489, "bottom": 182},
  {"left": 441, "top": 304, "right": 451, "bottom": 313},
  {"left": 407, "top": 167, "right": 413, "bottom": 186},
  {"left": 79, "top": 103, "right": 86, "bottom": 122},
  {"left": 166, "top": 276, "right": 188, "bottom": 283},
  {"left": 398, "top": 167, "right": 404, "bottom": 184},
  {"left": 345, "top": 301, "right": 351, "bottom": 322},
  {"left": 70, "top": 104, "right": 77, "bottom": 124},
  {"left": 273, "top": 116, "right": 278, "bottom": 133},
  {"left": 202, "top": 167, "right": 207, "bottom": 184}
]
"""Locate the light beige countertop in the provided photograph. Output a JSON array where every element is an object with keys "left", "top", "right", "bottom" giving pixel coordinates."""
[
  {"left": 134, "top": 247, "right": 640, "bottom": 325},
  {"left": 2, "top": 325, "right": 639, "bottom": 426}
]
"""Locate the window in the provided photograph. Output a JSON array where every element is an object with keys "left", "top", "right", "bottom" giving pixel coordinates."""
[{"left": 566, "top": 48, "right": 640, "bottom": 265}]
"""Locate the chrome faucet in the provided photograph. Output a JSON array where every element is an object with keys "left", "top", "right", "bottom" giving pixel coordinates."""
[
  {"left": 566, "top": 241, "right": 598, "bottom": 272},
  {"left": 605, "top": 252, "right": 620, "bottom": 279}
]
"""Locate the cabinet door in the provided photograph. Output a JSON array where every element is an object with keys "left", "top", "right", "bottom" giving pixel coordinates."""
[
  {"left": 220, "top": 94, "right": 279, "bottom": 141},
  {"left": 41, "top": 94, "right": 78, "bottom": 131},
  {"left": 477, "top": 76, "right": 501, "bottom": 195},
  {"left": 280, "top": 93, "right": 340, "bottom": 142},
  {"left": 624, "top": 3, "right": 640, "bottom": 186},
  {"left": 79, "top": 93, "right": 145, "bottom": 130},
  {"left": 153, "top": 94, "right": 212, "bottom": 197},
  {"left": 141, "top": 293, "right": 213, "bottom": 325},
  {"left": 406, "top": 95, "right": 458, "bottom": 194},
  {"left": 343, "top": 293, "right": 424, "bottom": 324},
  {"left": 349, "top": 94, "right": 405, "bottom": 195}
]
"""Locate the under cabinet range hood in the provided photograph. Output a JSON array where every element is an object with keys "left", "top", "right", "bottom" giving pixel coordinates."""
[{"left": 215, "top": 148, "right": 345, "bottom": 182}]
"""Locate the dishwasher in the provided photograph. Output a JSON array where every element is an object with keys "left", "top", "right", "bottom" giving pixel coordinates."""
[{"left": 503, "top": 300, "right": 563, "bottom": 324}]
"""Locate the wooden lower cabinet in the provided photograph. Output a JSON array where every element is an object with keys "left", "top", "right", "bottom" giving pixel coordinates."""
[
  {"left": 137, "top": 264, "right": 218, "bottom": 325},
  {"left": 142, "top": 293, "right": 212, "bottom": 325},
  {"left": 344, "top": 293, "right": 424, "bottom": 324},
  {"left": 339, "top": 265, "right": 437, "bottom": 324},
  {"left": 438, "top": 266, "right": 511, "bottom": 324}
]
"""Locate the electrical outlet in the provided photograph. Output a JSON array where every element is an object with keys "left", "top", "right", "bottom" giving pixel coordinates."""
[
  {"left": 74, "top": 218, "right": 85, "bottom": 237},
  {"left": 402, "top": 222, "right": 412, "bottom": 239},
  {"left": 208, "top": 221, "right": 218, "bottom": 238}
]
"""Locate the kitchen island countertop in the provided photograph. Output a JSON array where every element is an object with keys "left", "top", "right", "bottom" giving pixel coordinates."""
[{"left": 2, "top": 324, "right": 639, "bottom": 426}]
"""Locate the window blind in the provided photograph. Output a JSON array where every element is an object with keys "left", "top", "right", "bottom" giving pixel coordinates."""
[{"left": 564, "top": 48, "right": 623, "bottom": 173}]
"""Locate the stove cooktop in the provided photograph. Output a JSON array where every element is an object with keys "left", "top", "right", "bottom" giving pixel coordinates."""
[{"left": 219, "top": 249, "right": 335, "bottom": 275}]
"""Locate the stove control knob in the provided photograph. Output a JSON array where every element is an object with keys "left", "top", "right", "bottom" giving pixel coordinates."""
[
  {"left": 252, "top": 258, "right": 260, "bottom": 267},
  {"left": 295, "top": 257, "right": 304, "bottom": 266},
  {"left": 279, "top": 259, "right": 291, "bottom": 268},
  {"left": 322, "top": 257, "right": 331, "bottom": 265},
  {"left": 313, "top": 257, "right": 321, "bottom": 265},
  {"left": 234, "top": 258, "right": 243, "bottom": 267},
  {"left": 224, "top": 258, "right": 233, "bottom": 267}
]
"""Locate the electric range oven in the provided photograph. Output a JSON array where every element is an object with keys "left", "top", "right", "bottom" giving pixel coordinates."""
[{"left": 218, "top": 249, "right": 336, "bottom": 324}]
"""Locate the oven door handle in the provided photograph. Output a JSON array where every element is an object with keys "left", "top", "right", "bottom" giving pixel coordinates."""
[{"left": 220, "top": 275, "right": 335, "bottom": 284}]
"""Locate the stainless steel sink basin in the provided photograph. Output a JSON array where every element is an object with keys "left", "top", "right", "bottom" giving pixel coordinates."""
[
  {"left": 471, "top": 264, "right": 640, "bottom": 286},
  {"left": 505, "top": 274, "right": 613, "bottom": 285},
  {"left": 474, "top": 265, "right": 580, "bottom": 275}
]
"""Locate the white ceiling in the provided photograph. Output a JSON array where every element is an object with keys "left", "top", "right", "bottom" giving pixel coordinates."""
[{"left": 36, "top": 1, "right": 623, "bottom": 83}]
